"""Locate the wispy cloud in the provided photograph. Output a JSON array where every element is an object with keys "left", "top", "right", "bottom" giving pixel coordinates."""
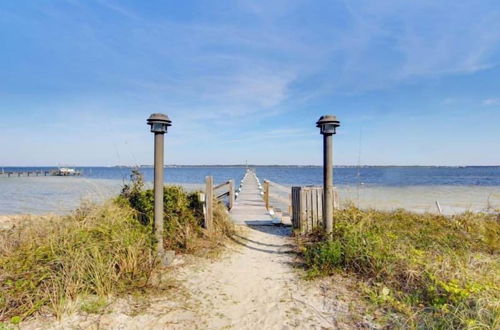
[
  {"left": 16, "top": 0, "right": 500, "bottom": 105},
  {"left": 309, "top": 0, "right": 500, "bottom": 94},
  {"left": 482, "top": 98, "right": 500, "bottom": 106},
  {"left": 2, "top": 0, "right": 500, "bottom": 165}
]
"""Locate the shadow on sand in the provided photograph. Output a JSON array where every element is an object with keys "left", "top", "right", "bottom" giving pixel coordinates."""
[
  {"left": 229, "top": 225, "right": 295, "bottom": 255},
  {"left": 243, "top": 223, "right": 292, "bottom": 237}
]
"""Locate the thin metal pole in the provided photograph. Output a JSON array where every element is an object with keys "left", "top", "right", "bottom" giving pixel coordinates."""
[
  {"left": 323, "top": 133, "right": 333, "bottom": 234},
  {"left": 153, "top": 132, "right": 165, "bottom": 257}
]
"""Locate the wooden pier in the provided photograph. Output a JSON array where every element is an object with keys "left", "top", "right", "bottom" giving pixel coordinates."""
[
  {"left": 229, "top": 170, "right": 275, "bottom": 226},
  {"left": 0, "top": 168, "right": 81, "bottom": 178},
  {"left": 0, "top": 170, "right": 52, "bottom": 177}
]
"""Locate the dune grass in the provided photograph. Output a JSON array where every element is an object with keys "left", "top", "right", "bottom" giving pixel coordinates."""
[
  {"left": 0, "top": 202, "right": 155, "bottom": 322},
  {"left": 0, "top": 171, "right": 233, "bottom": 323},
  {"left": 299, "top": 207, "right": 499, "bottom": 328}
]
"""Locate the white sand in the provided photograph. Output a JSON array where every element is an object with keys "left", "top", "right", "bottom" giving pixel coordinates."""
[{"left": 21, "top": 225, "right": 369, "bottom": 329}]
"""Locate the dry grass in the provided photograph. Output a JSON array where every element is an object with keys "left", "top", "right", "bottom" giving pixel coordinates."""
[
  {"left": 0, "top": 180, "right": 234, "bottom": 324},
  {"left": 299, "top": 207, "right": 500, "bottom": 328},
  {"left": 0, "top": 202, "right": 156, "bottom": 322}
]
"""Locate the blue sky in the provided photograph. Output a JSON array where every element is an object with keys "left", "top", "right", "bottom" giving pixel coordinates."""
[{"left": 1, "top": 0, "right": 499, "bottom": 166}]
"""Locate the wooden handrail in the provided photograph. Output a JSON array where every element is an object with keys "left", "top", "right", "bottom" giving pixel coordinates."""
[
  {"left": 216, "top": 191, "right": 230, "bottom": 199},
  {"left": 214, "top": 180, "right": 230, "bottom": 190},
  {"left": 204, "top": 177, "right": 235, "bottom": 228}
]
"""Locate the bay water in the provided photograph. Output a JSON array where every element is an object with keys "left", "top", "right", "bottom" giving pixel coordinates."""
[{"left": 1, "top": 166, "right": 499, "bottom": 215}]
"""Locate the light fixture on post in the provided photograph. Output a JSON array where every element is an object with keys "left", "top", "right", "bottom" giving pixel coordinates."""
[
  {"left": 147, "top": 113, "right": 172, "bottom": 264},
  {"left": 316, "top": 115, "right": 340, "bottom": 235}
]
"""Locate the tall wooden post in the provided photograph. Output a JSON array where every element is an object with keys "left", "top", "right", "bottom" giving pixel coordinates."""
[
  {"left": 228, "top": 179, "right": 235, "bottom": 210},
  {"left": 264, "top": 180, "right": 270, "bottom": 210},
  {"left": 205, "top": 176, "right": 213, "bottom": 231}
]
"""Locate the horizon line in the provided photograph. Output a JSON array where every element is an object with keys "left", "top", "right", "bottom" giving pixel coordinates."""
[{"left": 2, "top": 164, "right": 499, "bottom": 168}]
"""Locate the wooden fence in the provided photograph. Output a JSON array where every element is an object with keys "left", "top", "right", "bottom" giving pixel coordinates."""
[
  {"left": 291, "top": 186, "right": 339, "bottom": 233},
  {"left": 201, "top": 176, "right": 235, "bottom": 231}
]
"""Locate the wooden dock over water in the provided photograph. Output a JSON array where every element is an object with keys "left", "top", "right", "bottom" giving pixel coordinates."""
[
  {"left": 0, "top": 168, "right": 81, "bottom": 177},
  {"left": 0, "top": 170, "right": 52, "bottom": 177},
  {"left": 229, "top": 170, "right": 275, "bottom": 226}
]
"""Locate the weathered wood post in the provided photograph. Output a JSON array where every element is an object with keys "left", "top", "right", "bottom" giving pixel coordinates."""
[
  {"left": 264, "top": 180, "right": 270, "bottom": 210},
  {"left": 147, "top": 113, "right": 172, "bottom": 265},
  {"left": 316, "top": 115, "right": 340, "bottom": 235},
  {"left": 205, "top": 176, "right": 213, "bottom": 231},
  {"left": 435, "top": 200, "right": 442, "bottom": 214},
  {"left": 300, "top": 188, "right": 307, "bottom": 233},
  {"left": 228, "top": 179, "right": 235, "bottom": 210}
]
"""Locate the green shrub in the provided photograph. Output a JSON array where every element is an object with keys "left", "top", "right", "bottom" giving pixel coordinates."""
[
  {"left": 118, "top": 169, "right": 233, "bottom": 252},
  {"left": 301, "top": 207, "right": 500, "bottom": 328}
]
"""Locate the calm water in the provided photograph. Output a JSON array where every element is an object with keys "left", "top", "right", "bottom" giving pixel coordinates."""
[
  {"left": 2, "top": 166, "right": 500, "bottom": 186},
  {"left": 1, "top": 166, "right": 499, "bottom": 215}
]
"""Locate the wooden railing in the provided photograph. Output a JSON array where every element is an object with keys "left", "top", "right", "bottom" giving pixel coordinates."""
[{"left": 202, "top": 176, "right": 235, "bottom": 231}]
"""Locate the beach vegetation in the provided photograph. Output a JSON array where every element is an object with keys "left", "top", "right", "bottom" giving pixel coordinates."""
[
  {"left": 299, "top": 206, "right": 500, "bottom": 328},
  {"left": 0, "top": 202, "right": 155, "bottom": 321},
  {"left": 0, "top": 170, "right": 233, "bottom": 322},
  {"left": 118, "top": 168, "right": 234, "bottom": 251}
]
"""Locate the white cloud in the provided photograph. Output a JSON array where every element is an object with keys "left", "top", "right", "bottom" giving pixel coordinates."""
[{"left": 482, "top": 98, "right": 500, "bottom": 106}]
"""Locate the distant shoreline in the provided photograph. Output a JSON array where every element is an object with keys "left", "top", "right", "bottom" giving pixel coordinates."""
[{"left": 2, "top": 165, "right": 500, "bottom": 168}]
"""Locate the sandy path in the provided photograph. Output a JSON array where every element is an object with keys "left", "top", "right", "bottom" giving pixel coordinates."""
[
  {"left": 23, "top": 225, "right": 366, "bottom": 330},
  {"left": 174, "top": 225, "right": 346, "bottom": 329}
]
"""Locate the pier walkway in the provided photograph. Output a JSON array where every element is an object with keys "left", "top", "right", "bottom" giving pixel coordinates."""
[{"left": 229, "top": 170, "right": 274, "bottom": 226}]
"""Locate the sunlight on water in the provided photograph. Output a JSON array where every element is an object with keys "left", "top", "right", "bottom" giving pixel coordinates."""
[{"left": 0, "top": 176, "right": 203, "bottom": 215}]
